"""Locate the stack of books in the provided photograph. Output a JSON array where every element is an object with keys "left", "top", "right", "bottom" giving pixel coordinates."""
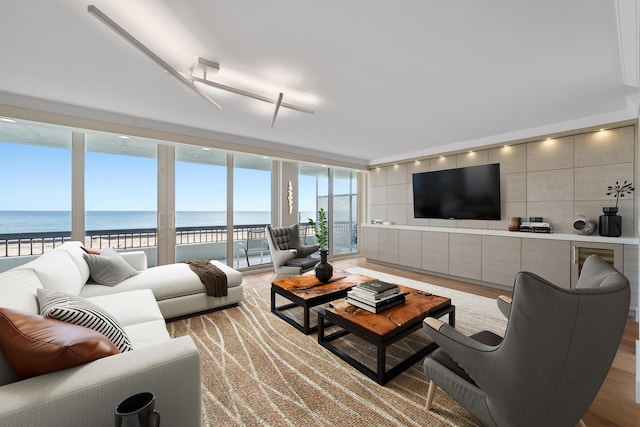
[
  {"left": 519, "top": 221, "right": 553, "bottom": 233},
  {"left": 346, "top": 279, "right": 406, "bottom": 313}
]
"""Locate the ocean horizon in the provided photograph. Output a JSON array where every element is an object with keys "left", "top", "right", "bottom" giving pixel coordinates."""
[{"left": 0, "top": 210, "right": 306, "bottom": 234}]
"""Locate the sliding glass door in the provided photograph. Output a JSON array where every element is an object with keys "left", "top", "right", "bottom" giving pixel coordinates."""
[
  {"left": 85, "top": 134, "right": 158, "bottom": 257},
  {"left": 233, "top": 153, "right": 272, "bottom": 268},
  {"left": 332, "top": 168, "right": 358, "bottom": 255},
  {"left": 175, "top": 146, "right": 227, "bottom": 263}
]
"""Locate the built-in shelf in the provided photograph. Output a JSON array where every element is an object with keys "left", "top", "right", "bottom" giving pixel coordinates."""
[{"left": 362, "top": 223, "right": 639, "bottom": 245}]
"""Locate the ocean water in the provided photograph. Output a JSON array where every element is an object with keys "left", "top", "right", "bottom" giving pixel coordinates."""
[{"left": 0, "top": 211, "right": 272, "bottom": 234}]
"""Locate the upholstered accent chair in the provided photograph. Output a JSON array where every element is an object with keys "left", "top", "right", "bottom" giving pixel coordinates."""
[
  {"left": 265, "top": 224, "right": 320, "bottom": 274},
  {"left": 423, "top": 254, "right": 630, "bottom": 427}
]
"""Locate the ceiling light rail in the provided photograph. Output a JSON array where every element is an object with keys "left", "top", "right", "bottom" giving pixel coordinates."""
[
  {"left": 87, "top": 5, "right": 313, "bottom": 128},
  {"left": 188, "top": 75, "right": 314, "bottom": 114},
  {"left": 189, "top": 58, "right": 314, "bottom": 128},
  {"left": 87, "top": 5, "right": 222, "bottom": 110}
]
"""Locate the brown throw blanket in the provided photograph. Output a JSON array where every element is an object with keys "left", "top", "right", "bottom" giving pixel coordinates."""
[{"left": 184, "top": 260, "right": 228, "bottom": 297}]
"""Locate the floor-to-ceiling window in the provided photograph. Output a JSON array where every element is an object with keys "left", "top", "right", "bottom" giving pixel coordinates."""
[
  {"left": 233, "top": 153, "right": 272, "bottom": 268},
  {"left": 175, "top": 145, "right": 227, "bottom": 263},
  {"left": 0, "top": 119, "right": 72, "bottom": 257},
  {"left": 299, "top": 165, "right": 358, "bottom": 256},
  {"left": 332, "top": 168, "right": 358, "bottom": 255},
  {"left": 84, "top": 134, "right": 157, "bottom": 255},
  {"left": 298, "top": 164, "right": 329, "bottom": 247},
  {"left": 0, "top": 116, "right": 362, "bottom": 273}
]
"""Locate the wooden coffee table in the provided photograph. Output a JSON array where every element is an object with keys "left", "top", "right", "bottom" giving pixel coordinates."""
[
  {"left": 271, "top": 273, "right": 375, "bottom": 334},
  {"left": 318, "top": 285, "right": 455, "bottom": 385}
]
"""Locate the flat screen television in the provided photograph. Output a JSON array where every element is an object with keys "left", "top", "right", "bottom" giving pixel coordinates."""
[{"left": 412, "top": 163, "right": 501, "bottom": 220}]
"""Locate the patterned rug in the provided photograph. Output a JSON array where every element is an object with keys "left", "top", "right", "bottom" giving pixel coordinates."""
[{"left": 167, "top": 268, "right": 508, "bottom": 426}]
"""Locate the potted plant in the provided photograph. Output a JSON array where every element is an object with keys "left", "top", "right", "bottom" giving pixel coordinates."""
[
  {"left": 604, "top": 180, "right": 634, "bottom": 214},
  {"left": 308, "top": 208, "right": 332, "bottom": 282},
  {"left": 600, "top": 180, "right": 634, "bottom": 237}
]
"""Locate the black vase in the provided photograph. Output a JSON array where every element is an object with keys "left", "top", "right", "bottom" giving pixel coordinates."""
[
  {"left": 315, "top": 249, "right": 333, "bottom": 283},
  {"left": 599, "top": 207, "right": 622, "bottom": 237}
]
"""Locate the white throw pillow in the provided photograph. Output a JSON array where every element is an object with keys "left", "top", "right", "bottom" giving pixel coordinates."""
[
  {"left": 83, "top": 247, "right": 139, "bottom": 286},
  {"left": 37, "top": 288, "right": 133, "bottom": 353}
]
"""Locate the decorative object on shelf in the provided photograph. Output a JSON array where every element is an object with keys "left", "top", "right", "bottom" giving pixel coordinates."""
[
  {"left": 114, "top": 392, "right": 160, "bottom": 427},
  {"left": 508, "top": 217, "right": 521, "bottom": 232},
  {"left": 519, "top": 220, "right": 552, "bottom": 233},
  {"left": 308, "top": 208, "right": 332, "bottom": 282},
  {"left": 572, "top": 216, "right": 596, "bottom": 235},
  {"left": 600, "top": 181, "right": 633, "bottom": 237}
]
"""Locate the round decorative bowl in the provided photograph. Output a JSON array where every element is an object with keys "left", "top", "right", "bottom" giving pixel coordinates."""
[{"left": 572, "top": 216, "right": 596, "bottom": 235}]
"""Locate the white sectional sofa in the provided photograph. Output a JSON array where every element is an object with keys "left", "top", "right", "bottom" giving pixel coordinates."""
[{"left": 0, "top": 242, "right": 244, "bottom": 426}]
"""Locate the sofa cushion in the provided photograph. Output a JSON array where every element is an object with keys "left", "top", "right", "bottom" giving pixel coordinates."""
[
  {"left": 0, "top": 269, "right": 43, "bottom": 313},
  {"left": 80, "top": 261, "right": 242, "bottom": 301},
  {"left": 57, "top": 241, "right": 92, "bottom": 284},
  {"left": 86, "top": 289, "right": 165, "bottom": 327},
  {"left": 37, "top": 289, "right": 133, "bottom": 353},
  {"left": 125, "top": 320, "right": 172, "bottom": 349},
  {"left": 13, "top": 249, "right": 83, "bottom": 295},
  {"left": 83, "top": 248, "right": 140, "bottom": 286},
  {"left": 0, "top": 307, "right": 119, "bottom": 379}
]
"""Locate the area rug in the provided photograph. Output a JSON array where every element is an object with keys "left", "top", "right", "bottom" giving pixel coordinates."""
[{"left": 167, "top": 268, "right": 508, "bottom": 426}]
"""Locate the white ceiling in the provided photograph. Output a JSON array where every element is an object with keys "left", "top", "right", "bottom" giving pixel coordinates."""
[{"left": 1, "top": 0, "right": 638, "bottom": 167}]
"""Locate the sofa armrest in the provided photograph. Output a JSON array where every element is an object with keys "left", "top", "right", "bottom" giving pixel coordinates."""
[
  {"left": 0, "top": 336, "right": 200, "bottom": 427},
  {"left": 119, "top": 251, "right": 148, "bottom": 271}
]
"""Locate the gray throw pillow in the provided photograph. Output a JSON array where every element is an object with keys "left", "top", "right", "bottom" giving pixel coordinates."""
[
  {"left": 83, "top": 247, "right": 139, "bottom": 286},
  {"left": 37, "top": 288, "right": 133, "bottom": 353}
]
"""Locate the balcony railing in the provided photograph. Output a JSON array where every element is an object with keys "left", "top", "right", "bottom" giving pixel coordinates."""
[{"left": 0, "top": 223, "right": 323, "bottom": 258}]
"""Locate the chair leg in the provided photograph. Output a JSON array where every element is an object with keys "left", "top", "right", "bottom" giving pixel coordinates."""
[
  {"left": 425, "top": 380, "right": 437, "bottom": 411},
  {"left": 576, "top": 419, "right": 586, "bottom": 427}
]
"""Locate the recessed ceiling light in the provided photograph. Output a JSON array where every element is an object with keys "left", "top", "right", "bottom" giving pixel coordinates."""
[{"left": 0, "top": 118, "right": 16, "bottom": 123}]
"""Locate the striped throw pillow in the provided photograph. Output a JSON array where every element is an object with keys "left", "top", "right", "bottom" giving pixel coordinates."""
[{"left": 37, "top": 288, "right": 133, "bottom": 353}]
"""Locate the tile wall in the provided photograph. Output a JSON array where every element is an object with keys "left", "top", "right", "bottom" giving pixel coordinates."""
[{"left": 369, "top": 125, "right": 637, "bottom": 236}]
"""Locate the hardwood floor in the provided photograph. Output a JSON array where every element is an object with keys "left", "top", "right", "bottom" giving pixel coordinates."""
[{"left": 242, "top": 257, "right": 640, "bottom": 427}]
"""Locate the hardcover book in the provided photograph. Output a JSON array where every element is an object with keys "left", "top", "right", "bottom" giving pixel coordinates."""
[
  {"left": 346, "top": 294, "right": 406, "bottom": 313},
  {"left": 347, "top": 291, "right": 406, "bottom": 307},
  {"left": 355, "top": 279, "right": 398, "bottom": 294},
  {"left": 348, "top": 288, "right": 403, "bottom": 303}
]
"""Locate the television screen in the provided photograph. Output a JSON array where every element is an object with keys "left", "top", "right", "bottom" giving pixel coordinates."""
[{"left": 412, "top": 163, "right": 501, "bottom": 220}]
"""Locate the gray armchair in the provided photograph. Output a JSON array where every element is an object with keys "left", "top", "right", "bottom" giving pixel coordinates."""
[
  {"left": 265, "top": 224, "right": 320, "bottom": 274},
  {"left": 423, "top": 254, "right": 630, "bottom": 427}
]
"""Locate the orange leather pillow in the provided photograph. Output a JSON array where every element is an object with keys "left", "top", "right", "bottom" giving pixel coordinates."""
[{"left": 0, "top": 307, "right": 119, "bottom": 379}]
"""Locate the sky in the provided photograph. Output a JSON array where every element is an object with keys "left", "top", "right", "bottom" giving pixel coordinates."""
[{"left": 0, "top": 141, "right": 325, "bottom": 212}]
